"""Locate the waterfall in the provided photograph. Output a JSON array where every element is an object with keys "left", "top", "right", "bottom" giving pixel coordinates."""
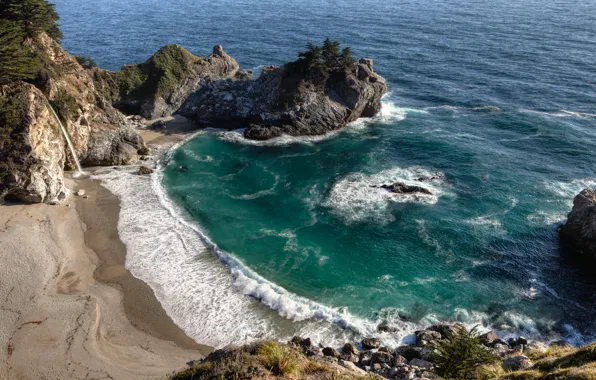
[{"left": 46, "top": 101, "right": 84, "bottom": 175}]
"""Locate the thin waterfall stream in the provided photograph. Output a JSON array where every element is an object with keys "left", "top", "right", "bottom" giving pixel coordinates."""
[{"left": 46, "top": 101, "right": 84, "bottom": 175}]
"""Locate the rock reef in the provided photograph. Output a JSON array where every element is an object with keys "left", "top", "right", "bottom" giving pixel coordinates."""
[{"left": 560, "top": 187, "right": 596, "bottom": 262}]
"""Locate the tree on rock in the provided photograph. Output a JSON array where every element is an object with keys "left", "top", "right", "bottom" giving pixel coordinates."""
[
  {"left": 0, "top": 0, "right": 62, "bottom": 41},
  {"left": 0, "top": 19, "right": 39, "bottom": 85}
]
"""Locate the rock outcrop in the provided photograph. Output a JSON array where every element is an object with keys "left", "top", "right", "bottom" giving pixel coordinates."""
[
  {"left": 560, "top": 188, "right": 596, "bottom": 262},
  {"left": 91, "top": 44, "right": 239, "bottom": 119},
  {"left": 179, "top": 57, "right": 387, "bottom": 140},
  {"left": 27, "top": 33, "right": 145, "bottom": 167},
  {"left": 1, "top": 33, "right": 146, "bottom": 203},
  {"left": 0, "top": 82, "right": 68, "bottom": 203}
]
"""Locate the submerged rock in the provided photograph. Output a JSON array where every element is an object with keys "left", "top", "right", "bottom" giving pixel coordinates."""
[
  {"left": 560, "top": 188, "right": 596, "bottom": 262},
  {"left": 362, "top": 337, "right": 381, "bottom": 350}
]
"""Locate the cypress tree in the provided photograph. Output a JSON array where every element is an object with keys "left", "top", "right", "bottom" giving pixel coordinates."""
[
  {"left": 0, "top": 0, "right": 62, "bottom": 41},
  {"left": 0, "top": 19, "right": 39, "bottom": 85}
]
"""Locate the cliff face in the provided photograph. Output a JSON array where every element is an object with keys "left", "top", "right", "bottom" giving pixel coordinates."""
[
  {"left": 0, "top": 82, "right": 68, "bottom": 203},
  {"left": 560, "top": 188, "right": 596, "bottom": 262},
  {"left": 27, "top": 33, "right": 145, "bottom": 167},
  {"left": 0, "top": 33, "right": 146, "bottom": 204},
  {"left": 91, "top": 44, "right": 239, "bottom": 120},
  {"left": 179, "top": 57, "right": 387, "bottom": 140}
]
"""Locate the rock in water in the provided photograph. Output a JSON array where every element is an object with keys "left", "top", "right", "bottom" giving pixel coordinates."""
[
  {"left": 0, "top": 82, "right": 68, "bottom": 204},
  {"left": 179, "top": 52, "right": 387, "bottom": 140},
  {"left": 138, "top": 166, "right": 154, "bottom": 175},
  {"left": 560, "top": 188, "right": 596, "bottom": 262},
  {"left": 378, "top": 182, "right": 433, "bottom": 195},
  {"left": 92, "top": 44, "right": 239, "bottom": 119}
]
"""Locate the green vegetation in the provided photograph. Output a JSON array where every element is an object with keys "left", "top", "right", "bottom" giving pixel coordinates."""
[
  {"left": 0, "top": 0, "right": 62, "bottom": 41},
  {"left": 74, "top": 55, "right": 97, "bottom": 69},
  {"left": 257, "top": 341, "right": 299, "bottom": 375},
  {"left": 49, "top": 89, "right": 79, "bottom": 123},
  {"left": 0, "top": 19, "right": 39, "bottom": 85},
  {"left": 275, "top": 38, "right": 356, "bottom": 110},
  {"left": 432, "top": 326, "right": 497, "bottom": 379}
]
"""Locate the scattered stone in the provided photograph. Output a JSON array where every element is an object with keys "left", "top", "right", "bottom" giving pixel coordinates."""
[
  {"left": 502, "top": 355, "right": 533, "bottom": 371},
  {"left": 362, "top": 337, "right": 381, "bottom": 350},
  {"left": 416, "top": 330, "right": 443, "bottom": 347},
  {"left": 524, "top": 341, "right": 548, "bottom": 355},
  {"left": 138, "top": 166, "right": 154, "bottom": 175},
  {"left": 378, "top": 321, "right": 398, "bottom": 332},
  {"left": 76, "top": 189, "right": 85, "bottom": 196},
  {"left": 372, "top": 363, "right": 382, "bottom": 371},
  {"left": 479, "top": 331, "right": 499, "bottom": 346},
  {"left": 342, "top": 342, "right": 358, "bottom": 355},
  {"left": 359, "top": 350, "right": 373, "bottom": 366},
  {"left": 379, "top": 346, "right": 394, "bottom": 353},
  {"left": 398, "top": 345, "right": 423, "bottom": 361},
  {"left": 322, "top": 347, "right": 341, "bottom": 359},
  {"left": 339, "top": 360, "right": 366, "bottom": 375},
  {"left": 410, "top": 358, "right": 433, "bottom": 369},
  {"left": 428, "top": 323, "right": 465, "bottom": 339},
  {"left": 371, "top": 351, "right": 394, "bottom": 364},
  {"left": 83, "top": 195, "right": 89, "bottom": 199},
  {"left": 394, "top": 355, "right": 408, "bottom": 365}
]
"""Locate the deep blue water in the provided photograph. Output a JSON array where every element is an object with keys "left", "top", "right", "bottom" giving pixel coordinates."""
[{"left": 57, "top": 0, "right": 596, "bottom": 344}]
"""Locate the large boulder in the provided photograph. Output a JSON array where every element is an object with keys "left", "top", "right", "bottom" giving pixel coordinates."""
[
  {"left": 179, "top": 53, "right": 387, "bottom": 140},
  {"left": 0, "top": 82, "right": 68, "bottom": 203},
  {"left": 92, "top": 44, "right": 239, "bottom": 119},
  {"left": 560, "top": 188, "right": 596, "bottom": 262}
]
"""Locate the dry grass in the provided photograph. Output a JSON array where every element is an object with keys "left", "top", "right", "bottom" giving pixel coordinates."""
[{"left": 257, "top": 341, "right": 300, "bottom": 376}]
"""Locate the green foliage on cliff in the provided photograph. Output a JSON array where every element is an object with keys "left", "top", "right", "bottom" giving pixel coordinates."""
[
  {"left": 49, "top": 89, "right": 79, "bottom": 123},
  {"left": 74, "top": 55, "right": 97, "bottom": 69},
  {"left": 0, "top": 87, "right": 26, "bottom": 197},
  {"left": 275, "top": 39, "right": 355, "bottom": 110},
  {"left": 0, "top": 19, "right": 39, "bottom": 85},
  {"left": 432, "top": 326, "right": 497, "bottom": 379},
  {"left": 0, "top": 0, "right": 62, "bottom": 41}
]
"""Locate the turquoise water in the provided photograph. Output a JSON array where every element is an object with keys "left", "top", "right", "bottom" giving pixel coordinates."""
[{"left": 55, "top": 0, "right": 596, "bottom": 344}]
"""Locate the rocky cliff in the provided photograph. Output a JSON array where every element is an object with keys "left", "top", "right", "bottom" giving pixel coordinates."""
[
  {"left": 560, "top": 188, "right": 596, "bottom": 262},
  {"left": 91, "top": 44, "right": 239, "bottom": 119},
  {"left": 0, "top": 33, "right": 146, "bottom": 203},
  {"left": 0, "top": 82, "right": 68, "bottom": 203},
  {"left": 179, "top": 57, "right": 387, "bottom": 140}
]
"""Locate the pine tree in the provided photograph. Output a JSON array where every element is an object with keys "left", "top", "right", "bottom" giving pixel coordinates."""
[
  {"left": 0, "top": 0, "right": 62, "bottom": 41},
  {"left": 0, "top": 19, "right": 39, "bottom": 85},
  {"left": 322, "top": 38, "right": 341, "bottom": 67}
]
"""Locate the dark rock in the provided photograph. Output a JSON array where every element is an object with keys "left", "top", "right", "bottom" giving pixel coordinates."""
[
  {"left": 378, "top": 346, "right": 394, "bottom": 354},
  {"left": 397, "top": 345, "right": 423, "bottom": 361},
  {"left": 362, "top": 337, "right": 381, "bottom": 350},
  {"left": 179, "top": 54, "right": 387, "bottom": 141},
  {"left": 502, "top": 355, "right": 533, "bottom": 371},
  {"left": 479, "top": 331, "right": 499, "bottom": 346},
  {"left": 359, "top": 350, "right": 374, "bottom": 366},
  {"left": 517, "top": 336, "right": 529, "bottom": 346},
  {"left": 341, "top": 353, "right": 359, "bottom": 363},
  {"left": 394, "top": 355, "right": 408, "bottom": 365},
  {"left": 560, "top": 188, "right": 596, "bottom": 262},
  {"left": 322, "top": 347, "right": 341, "bottom": 359},
  {"left": 371, "top": 351, "right": 394, "bottom": 364},
  {"left": 415, "top": 330, "right": 443, "bottom": 347},
  {"left": 290, "top": 336, "right": 312, "bottom": 348},
  {"left": 428, "top": 323, "right": 465, "bottom": 339},
  {"left": 378, "top": 182, "right": 433, "bottom": 195},
  {"left": 342, "top": 342, "right": 359, "bottom": 355},
  {"left": 378, "top": 321, "right": 398, "bottom": 332},
  {"left": 138, "top": 166, "right": 154, "bottom": 175}
]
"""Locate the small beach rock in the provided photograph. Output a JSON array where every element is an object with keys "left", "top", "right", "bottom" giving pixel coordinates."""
[
  {"left": 479, "top": 331, "right": 499, "bottom": 346},
  {"left": 428, "top": 323, "right": 465, "bottom": 339},
  {"left": 322, "top": 347, "right": 341, "bottom": 358},
  {"left": 342, "top": 342, "right": 358, "bottom": 355},
  {"left": 502, "top": 355, "right": 533, "bottom": 371},
  {"left": 339, "top": 360, "right": 366, "bottom": 375},
  {"left": 416, "top": 330, "right": 442, "bottom": 347},
  {"left": 138, "top": 166, "right": 154, "bottom": 175},
  {"left": 371, "top": 351, "right": 394, "bottom": 364},
  {"left": 524, "top": 341, "right": 548, "bottom": 354},
  {"left": 362, "top": 337, "right": 381, "bottom": 350},
  {"left": 76, "top": 189, "right": 85, "bottom": 196},
  {"left": 398, "top": 345, "right": 423, "bottom": 361}
]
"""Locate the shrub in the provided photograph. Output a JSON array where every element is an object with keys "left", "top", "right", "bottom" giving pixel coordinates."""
[
  {"left": 0, "top": 19, "right": 40, "bottom": 85},
  {"left": 257, "top": 341, "right": 299, "bottom": 375},
  {"left": 49, "top": 89, "right": 78, "bottom": 123},
  {"left": 74, "top": 55, "right": 96, "bottom": 69},
  {"left": 0, "top": 0, "right": 62, "bottom": 41},
  {"left": 432, "top": 325, "right": 497, "bottom": 380}
]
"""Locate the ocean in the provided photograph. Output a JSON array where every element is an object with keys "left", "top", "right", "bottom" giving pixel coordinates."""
[{"left": 55, "top": 0, "right": 596, "bottom": 348}]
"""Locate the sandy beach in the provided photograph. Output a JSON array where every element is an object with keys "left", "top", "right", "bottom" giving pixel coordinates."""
[{"left": 0, "top": 117, "right": 207, "bottom": 380}]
